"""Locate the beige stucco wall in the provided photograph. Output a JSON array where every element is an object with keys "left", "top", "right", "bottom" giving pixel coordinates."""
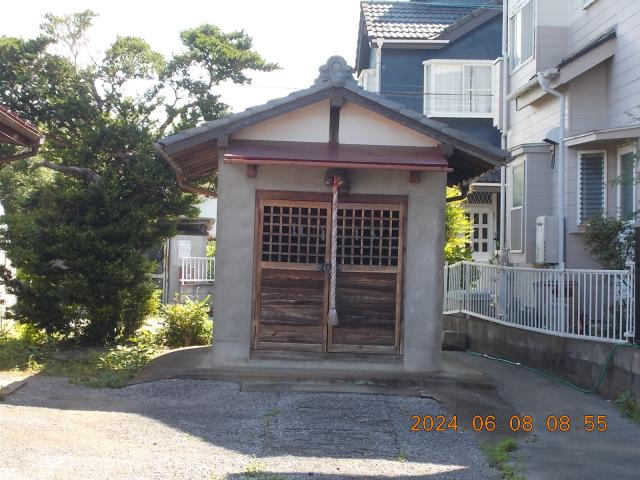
[
  {"left": 233, "top": 99, "right": 441, "bottom": 148},
  {"left": 339, "top": 102, "right": 439, "bottom": 147},
  {"left": 233, "top": 100, "right": 331, "bottom": 143},
  {"left": 213, "top": 162, "right": 447, "bottom": 372}
]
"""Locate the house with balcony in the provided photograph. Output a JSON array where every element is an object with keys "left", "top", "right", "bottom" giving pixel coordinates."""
[
  {"left": 355, "top": 0, "right": 504, "bottom": 261},
  {"left": 502, "top": 0, "right": 640, "bottom": 269}
]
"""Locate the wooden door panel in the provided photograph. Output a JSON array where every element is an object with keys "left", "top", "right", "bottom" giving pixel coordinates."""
[
  {"left": 253, "top": 195, "right": 405, "bottom": 356},
  {"left": 257, "top": 269, "right": 325, "bottom": 349},
  {"left": 335, "top": 272, "right": 397, "bottom": 329},
  {"left": 329, "top": 204, "right": 404, "bottom": 354},
  {"left": 331, "top": 272, "right": 397, "bottom": 348},
  {"left": 259, "top": 269, "right": 325, "bottom": 327},
  {"left": 254, "top": 199, "right": 329, "bottom": 352}
]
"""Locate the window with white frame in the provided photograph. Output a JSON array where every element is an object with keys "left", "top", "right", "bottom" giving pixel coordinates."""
[
  {"left": 578, "top": 151, "right": 607, "bottom": 225},
  {"left": 509, "top": 0, "right": 535, "bottom": 71},
  {"left": 617, "top": 146, "right": 636, "bottom": 220},
  {"left": 510, "top": 162, "right": 525, "bottom": 252},
  {"left": 423, "top": 61, "right": 493, "bottom": 118}
]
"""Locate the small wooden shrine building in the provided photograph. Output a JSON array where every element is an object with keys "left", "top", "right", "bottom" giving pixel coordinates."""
[{"left": 156, "top": 57, "right": 507, "bottom": 372}]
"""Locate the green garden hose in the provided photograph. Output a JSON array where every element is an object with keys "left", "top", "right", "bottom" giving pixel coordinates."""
[{"left": 464, "top": 342, "right": 640, "bottom": 395}]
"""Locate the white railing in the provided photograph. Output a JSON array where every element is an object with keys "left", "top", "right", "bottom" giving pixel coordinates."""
[
  {"left": 180, "top": 257, "right": 215, "bottom": 284},
  {"left": 444, "top": 261, "right": 635, "bottom": 343}
]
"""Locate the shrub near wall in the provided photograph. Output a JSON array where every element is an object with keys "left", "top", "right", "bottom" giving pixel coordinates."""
[{"left": 159, "top": 297, "right": 213, "bottom": 348}]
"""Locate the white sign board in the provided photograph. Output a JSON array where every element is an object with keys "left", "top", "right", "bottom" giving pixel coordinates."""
[{"left": 177, "top": 240, "right": 192, "bottom": 259}]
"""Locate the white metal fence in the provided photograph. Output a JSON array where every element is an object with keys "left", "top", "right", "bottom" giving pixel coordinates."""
[
  {"left": 180, "top": 257, "right": 215, "bottom": 284},
  {"left": 444, "top": 261, "right": 635, "bottom": 343}
]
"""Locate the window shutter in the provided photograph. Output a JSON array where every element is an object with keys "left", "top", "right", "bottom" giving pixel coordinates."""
[{"left": 579, "top": 152, "right": 606, "bottom": 224}]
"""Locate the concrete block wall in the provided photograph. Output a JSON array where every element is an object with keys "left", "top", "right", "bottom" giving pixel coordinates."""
[{"left": 444, "top": 313, "right": 640, "bottom": 399}]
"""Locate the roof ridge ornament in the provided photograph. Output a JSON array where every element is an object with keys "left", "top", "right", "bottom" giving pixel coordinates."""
[{"left": 314, "top": 56, "right": 356, "bottom": 87}]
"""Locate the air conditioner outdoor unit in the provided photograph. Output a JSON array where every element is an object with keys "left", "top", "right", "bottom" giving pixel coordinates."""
[{"left": 535, "top": 215, "right": 559, "bottom": 264}]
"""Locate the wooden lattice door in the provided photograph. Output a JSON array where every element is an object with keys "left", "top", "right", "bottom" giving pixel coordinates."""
[
  {"left": 253, "top": 200, "right": 330, "bottom": 351},
  {"left": 253, "top": 196, "right": 404, "bottom": 355},
  {"left": 329, "top": 203, "right": 404, "bottom": 354}
]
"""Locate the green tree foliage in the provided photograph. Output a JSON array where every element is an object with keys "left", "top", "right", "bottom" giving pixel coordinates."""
[
  {"left": 207, "top": 239, "right": 216, "bottom": 257},
  {"left": 583, "top": 216, "right": 635, "bottom": 270},
  {"left": 445, "top": 187, "right": 473, "bottom": 264},
  {"left": 0, "top": 11, "right": 277, "bottom": 344}
]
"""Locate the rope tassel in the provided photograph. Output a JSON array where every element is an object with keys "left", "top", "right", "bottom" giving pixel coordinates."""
[{"left": 328, "top": 178, "right": 339, "bottom": 326}]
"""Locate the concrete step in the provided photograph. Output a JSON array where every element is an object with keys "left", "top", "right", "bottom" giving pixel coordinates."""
[{"left": 240, "top": 381, "right": 422, "bottom": 396}]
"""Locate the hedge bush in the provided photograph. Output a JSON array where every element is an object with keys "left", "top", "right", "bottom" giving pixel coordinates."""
[{"left": 158, "top": 297, "right": 212, "bottom": 348}]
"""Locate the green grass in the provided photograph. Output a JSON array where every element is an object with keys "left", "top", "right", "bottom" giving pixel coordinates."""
[
  {"left": 614, "top": 391, "right": 640, "bottom": 424},
  {"left": 481, "top": 438, "right": 524, "bottom": 480},
  {"left": 262, "top": 408, "right": 284, "bottom": 428},
  {"left": 239, "top": 457, "right": 285, "bottom": 480},
  {"left": 0, "top": 324, "right": 158, "bottom": 388}
]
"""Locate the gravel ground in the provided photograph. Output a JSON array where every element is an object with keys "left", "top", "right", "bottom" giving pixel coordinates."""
[{"left": 0, "top": 376, "right": 496, "bottom": 480}]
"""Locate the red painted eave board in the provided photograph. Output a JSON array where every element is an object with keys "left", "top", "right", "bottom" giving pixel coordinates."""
[{"left": 223, "top": 140, "right": 450, "bottom": 171}]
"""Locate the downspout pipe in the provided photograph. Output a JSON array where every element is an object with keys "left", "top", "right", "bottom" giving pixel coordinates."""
[
  {"left": 499, "top": 0, "right": 509, "bottom": 265},
  {"left": 375, "top": 38, "right": 384, "bottom": 93},
  {"left": 536, "top": 69, "right": 565, "bottom": 270}
]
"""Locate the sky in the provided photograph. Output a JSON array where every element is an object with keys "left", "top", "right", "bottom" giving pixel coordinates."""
[{"left": 3, "top": 0, "right": 362, "bottom": 113}]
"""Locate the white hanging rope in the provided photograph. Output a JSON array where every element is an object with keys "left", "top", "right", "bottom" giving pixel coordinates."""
[{"left": 328, "top": 178, "right": 339, "bottom": 326}]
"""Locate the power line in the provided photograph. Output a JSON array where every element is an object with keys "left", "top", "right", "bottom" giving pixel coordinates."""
[{"left": 225, "top": 84, "right": 495, "bottom": 98}]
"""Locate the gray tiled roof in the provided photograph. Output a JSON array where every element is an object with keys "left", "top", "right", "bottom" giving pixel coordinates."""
[
  {"left": 361, "top": 1, "right": 475, "bottom": 40},
  {"left": 475, "top": 168, "right": 501, "bottom": 184},
  {"left": 158, "top": 57, "right": 509, "bottom": 186}
]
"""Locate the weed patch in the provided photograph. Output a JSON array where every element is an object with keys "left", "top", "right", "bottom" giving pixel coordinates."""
[
  {"left": 481, "top": 438, "right": 524, "bottom": 480},
  {"left": 262, "top": 408, "right": 284, "bottom": 428},
  {"left": 0, "top": 324, "right": 158, "bottom": 388},
  {"left": 614, "top": 391, "right": 640, "bottom": 424}
]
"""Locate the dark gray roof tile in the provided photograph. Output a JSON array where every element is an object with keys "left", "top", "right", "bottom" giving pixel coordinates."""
[{"left": 361, "top": 1, "right": 475, "bottom": 40}]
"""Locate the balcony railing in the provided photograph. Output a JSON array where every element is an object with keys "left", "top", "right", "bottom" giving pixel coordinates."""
[
  {"left": 444, "top": 261, "right": 635, "bottom": 343},
  {"left": 180, "top": 257, "right": 215, "bottom": 284}
]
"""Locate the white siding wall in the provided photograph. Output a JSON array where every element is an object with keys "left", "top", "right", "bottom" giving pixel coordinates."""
[
  {"left": 508, "top": 0, "right": 640, "bottom": 145},
  {"left": 506, "top": 0, "right": 640, "bottom": 267},
  {"left": 535, "top": 0, "right": 569, "bottom": 73},
  {"left": 567, "top": 0, "right": 640, "bottom": 128},
  {"left": 567, "top": 62, "right": 607, "bottom": 135},
  {"left": 508, "top": 95, "right": 561, "bottom": 149}
]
